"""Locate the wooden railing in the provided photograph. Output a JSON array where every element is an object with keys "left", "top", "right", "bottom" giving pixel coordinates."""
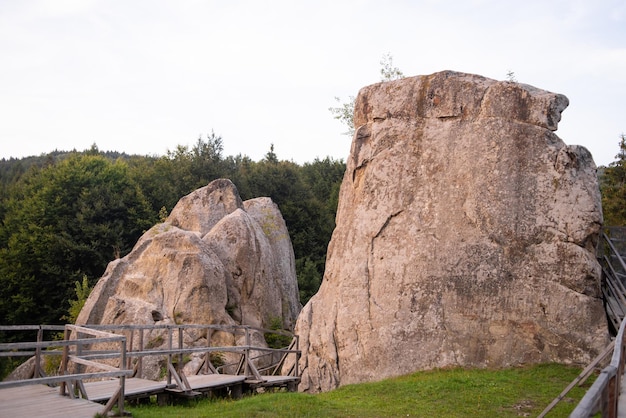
[
  {"left": 1, "top": 323, "right": 300, "bottom": 411},
  {"left": 570, "top": 230, "right": 626, "bottom": 417},
  {"left": 79, "top": 323, "right": 300, "bottom": 385},
  {"left": 599, "top": 231, "right": 626, "bottom": 332},
  {"left": 0, "top": 325, "right": 65, "bottom": 379},
  {"left": 0, "top": 324, "right": 131, "bottom": 416},
  {"left": 570, "top": 317, "right": 626, "bottom": 417}
]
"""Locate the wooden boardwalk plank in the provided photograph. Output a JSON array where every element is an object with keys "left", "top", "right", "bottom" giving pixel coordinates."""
[
  {"left": 83, "top": 375, "right": 247, "bottom": 402},
  {"left": 248, "top": 375, "right": 300, "bottom": 384},
  {"left": 245, "top": 374, "right": 301, "bottom": 390},
  {"left": 185, "top": 374, "right": 246, "bottom": 390},
  {"left": 84, "top": 377, "right": 166, "bottom": 402},
  {"left": 0, "top": 385, "right": 104, "bottom": 418}
]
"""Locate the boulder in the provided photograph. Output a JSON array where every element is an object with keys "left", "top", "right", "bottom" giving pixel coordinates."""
[
  {"left": 243, "top": 197, "right": 300, "bottom": 329},
  {"left": 76, "top": 179, "right": 300, "bottom": 378},
  {"left": 294, "top": 71, "right": 608, "bottom": 392}
]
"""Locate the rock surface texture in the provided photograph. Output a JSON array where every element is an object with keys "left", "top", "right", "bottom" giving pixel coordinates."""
[
  {"left": 294, "top": 71, "right": 608, "bottom": 393},
  {"left": 77, "top": 179, "right": 300, "bottom": 378}
]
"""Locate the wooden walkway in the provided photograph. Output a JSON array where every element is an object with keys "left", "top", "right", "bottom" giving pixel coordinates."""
[
  {"left": 0, "top": 323, "right": 301, "bottom": 416},
  {"left": 84, "top": 377, "right": 167, "bottom": 402},
  {"left": 81, "top": 374, "right": 248, "bottom": 402},
  {"left": 184, "top": 373, "right": 247, "bottom": 393},
  {"left": 0, "top": 384, "right": 104, "bottom": 418},
  {"left": 0, "top": 375, "right": 292, "bottom": 417},
  {"left": 80, "top": 374, "right": 300, "bottom": 400},
  {"left": 246, "top": 375, "right": 301, "bottom": 390}
]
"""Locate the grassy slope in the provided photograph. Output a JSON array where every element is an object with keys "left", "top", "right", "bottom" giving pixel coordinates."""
[{"left": 127, "top": 363, "right": 592, "bottom": 417}]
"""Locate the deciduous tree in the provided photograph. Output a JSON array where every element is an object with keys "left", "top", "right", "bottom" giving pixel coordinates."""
[{"left": 0, "top": 154, "right": 154, "bottom": 325}]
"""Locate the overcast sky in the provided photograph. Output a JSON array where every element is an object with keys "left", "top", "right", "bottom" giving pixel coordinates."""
[{"left": 1, "top": 0, "right": 624, "bottom": 166}]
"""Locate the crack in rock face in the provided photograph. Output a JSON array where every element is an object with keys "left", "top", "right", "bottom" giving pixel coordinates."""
[{"left": 293, "top": 70, "right": 608, "bottom": 393}]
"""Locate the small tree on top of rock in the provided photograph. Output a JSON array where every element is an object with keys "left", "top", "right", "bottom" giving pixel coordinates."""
[
  {"left": 505, "top": 70, "right": 517, "bottom": 82},
  {"left": 329, "top": 53, "right": 405, "bottom": 137},
  {"left": 329, "top": 96, "right": 356, "bottom": 136},
  {"left": 379, "top": 53, "right": 404, "bottom": 81}
]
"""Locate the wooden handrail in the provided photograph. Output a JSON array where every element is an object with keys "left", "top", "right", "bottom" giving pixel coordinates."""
[
  {"left": 76, "top": 323, "right": 301, "bottom": 379},
  {"left": 0, "top": 325, "right": 65, "bottom": 331},
  {"left": 570, "top": 317, "right": 626, "bottom": 417},
  {"left": 570, "top": 231, "right": 626, "bottom": 417},
  {"left": 603, "top": 232, "right": 626, "bottom": 275},
  {"left": 0, "top": 370, "right": 132, "bottom": 390},
  {"left": 1, "top": 322, "right": 301, "bottom": 412},
  {"left": 0, "top": 324, "right": 129, "bottom": 416}
]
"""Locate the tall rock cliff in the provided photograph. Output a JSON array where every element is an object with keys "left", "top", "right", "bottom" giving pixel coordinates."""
[
  {"left": 76, "top": 179, "right": 300, "bottom": 377},
  {"left": 294, "top": 71, "right": 608, "bottom": 392}
]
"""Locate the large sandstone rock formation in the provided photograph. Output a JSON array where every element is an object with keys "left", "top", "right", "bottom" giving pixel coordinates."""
[
  {"left": 77, "top": 179, "right": 300, "bottom": 377},
  {"left": 294, "top": 71, "right": 608, "bottom": 392}
]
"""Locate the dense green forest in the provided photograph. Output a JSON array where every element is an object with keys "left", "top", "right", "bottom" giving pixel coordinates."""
[{"left": 0, "top": 135, "right": 345, "bottom": 329}]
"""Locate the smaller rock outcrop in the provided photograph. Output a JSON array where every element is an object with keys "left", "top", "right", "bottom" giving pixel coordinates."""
[{"left": 77, "top": 179, "right": 300, "bottom": 379}]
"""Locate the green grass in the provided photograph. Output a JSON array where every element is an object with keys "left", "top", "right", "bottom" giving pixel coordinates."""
[{"left": 127, "top": 363, "right": 593, "bottom": 418}]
